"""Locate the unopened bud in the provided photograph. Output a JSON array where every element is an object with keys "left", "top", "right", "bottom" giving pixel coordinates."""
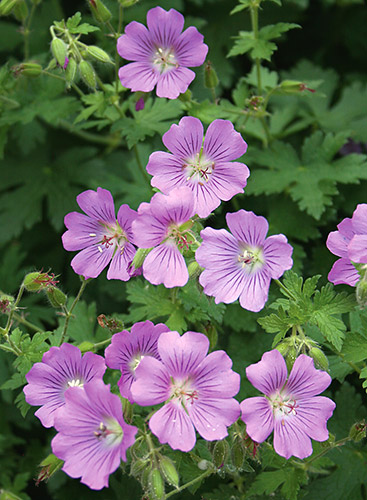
[
  {"left": 0, "top": 294, "right": 13, "bottom": 314},
  {"left": 203, "top": 323, "right": 218, "bottom": 351},
  {"left": 204, "top": 61, "right": 219, "bottom": 89},
  {"left": 122, "top": 397, "right": 133, "bottom": 423},
  {"left": 356, "top": 277, "right": 367, "bottom": 308},
  {"left": 231, "top": 439, "right": 245, "bottom": 469},
  {"left": 130, "top": 458, "right": 148, "bottom": 478},
  {"left": 159, "top": 456, "right": 179, "bottom": 488},
  {"left": 89, "top": 0, "right": 112, "bottom": 23},
  {"left": 51, "top": 38, "right": 68, "bottom": 68},
  {"left": 131, "top": 248, "right": 152, "bottom": 270},
  {"left": 178, "top": 89, "right": 192, "bottom": 103},
  {"left": 36, "top": 454, "right": 64, "bottom": 486},
  {"left": 78, "top": 341, "right": 95, "bottom": 353},
  {"left": 24, "top": 271, "right": 59, "bottom": 292},
  {"left": 148, "top": 469, "right": 165, "bottom": 500},
  {"left": 18, "top": 62, "right": 42, "bottom": 77},
  {"left": 275, "top": 338, "right": 291, "bottom": 357},
  {"left": 135, "top": 96, "right": 145, "bottom": 111},
  {"left": 187, "top": 260, "right": 203, "bottom": 279},
  {"left": 65, "top": 57, "right": 77, "bottom": 85},
  {"left": 118, "top": 0, "right": 139, "bottom": 7},
  {"left": 278, "top": 80, "right": 316, "bottom": 95},
  {"left": 86, "top": 45, "right": 112, "bottom": 64},
  {"left": 46, "top": 287, "right": 67, "bottom": 308},
  {"left": 213, "top": 439, "right": 229, "bottom": 469},
  {"left": 309, "top": 347, "right": 329, "bottom": 371},
  {"left": 13, "top": 0, "right": 27, "bottom": 21},
  {"left": 349, "top": 420, "right": 367, "bottom": 442},
  {"left": 285, "top": 346, "right": 298, "bottom": 373},
  {"left": 79, "top": 60, "right": 96, "bottom": 89},
  {"left": 0, "top": 0, "right": 18, "bottom": 16}
]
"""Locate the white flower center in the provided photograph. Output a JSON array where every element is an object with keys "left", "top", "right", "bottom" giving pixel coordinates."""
[
  {"left": 67, "top": 378, "right": 84, "bottom": 388},
  {"left": 170, "top": 377, "right": 199, "bottom": 409},
  {"left": 129, "top": 354, "right": 145, "bottom": 373},
  {"left": 183, "top": 152, "right": 214, "bottom": 185},
  {"left": 152, "top": 46, "right": 178, "bottom": 73},
  {"left": 92, "top": 222, "right": 127, "bottom": 255},
  {"left": 94, "top": 418, "right": 124, "bottom": 447},
  {"left": 268, "top": 391, "right": 298, "bottom": 425},
  {"left": 238, "top": 245, "right": 264, "bottom": 272}
]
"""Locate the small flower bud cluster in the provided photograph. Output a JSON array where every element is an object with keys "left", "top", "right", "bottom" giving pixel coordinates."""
[{"left": 23, "top": 270, "right": 67, "bottom": 308}]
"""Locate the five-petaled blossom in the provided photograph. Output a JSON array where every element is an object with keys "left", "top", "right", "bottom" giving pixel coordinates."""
[
  {"left": 326, "top": 203, "right": 367, "bottom": 286},
  {"left": 147, "top": 117, "right": 249, "bottom": 218},
  {"left": 132, "top": 186, "right": 196, "bottom": 288},
  {"left": 62, "top": 187, "right": 137, "bottom": 280},
  {"left": 196, "top": 209, "right": 293, "bottom": 312},
  {"left": 130, "top": 330, "right": 241, "bottom": 452},
  {"left": 52, "top": 380, "right": 137, "bottom": 490},
  {"left": 117, "top": 6, "right": 208, "bottom": 99},
  {"left": 105, "top": 320, "right": 170, "bottom": 403},
  {"left": 240, "top": 350, "right": 336, "bottom": 459},
  {"left": 23, "top": 343, "right": 106, "bottom": 428}
]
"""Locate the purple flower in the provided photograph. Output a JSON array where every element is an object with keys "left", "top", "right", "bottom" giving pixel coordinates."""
[
  {"left": 326, "top": 204, "right": 367, "bottom": 286},
  {"left": 62, "top": 187, "right": 137, "bottom": 280},
  {"left": 51, "top": 380, "right": 137, "bottom": 490},
  {"left": 132, "top": 187, "right": 196, "bottom": 288},
  {"left": 130, "top": 330, "right": 240, "bottom": 452},
  {"left": 147, "top": 117, "right": 249, "bottom": 218},
  {"left": 23, "top": 343, "right": 106, "bottom": 428},
  {"left": 240, "top": 350, "right": 335, "bottom": 459},
  {"left": 196, "top": 210, "right": 293, "bottom": 312},
  {"left": 117, "top": 6, "right": 208, "bottom": 99},
  {"left": 105, "top": 320, "right": 170, "bottom": 403},
  {"left": 135, "top": 96, "right": 145, "bottom": 111}
]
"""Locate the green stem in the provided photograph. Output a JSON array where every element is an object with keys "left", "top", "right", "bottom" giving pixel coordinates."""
[
  {"left": 57, "top": 119, "right": 119, "bottom": 146},
  {"left": 115, "top": 5, "right": 123, "bottom": 94},
  {"left": 3, "top": 284, "right": 25, "bottom": 335},
  {"left": 259, "top": 116, "right": 271, "bottom": 146},
  {"left": 93, "top": 337, "right": 112, "bottom": 350},
  {"left": 12, "top": 312, "right": 43, "bottom": 333},
  {"left": 133, "top": 144, "right": 152, "bottom": 188},
  {"left": 274, "top": 278, "right": 297, "bottom": 301},
  {"left": 304, "top": 437, "right": 350, "bottom": 466},
  {"left": 42, "top": 70, "right": 85, "bottom": 97},
  {"left": 59, "top": 279, "right": 89, "bottom": 345},
  {"left": 24, "top": 2, "right": 37, "bottom": 60},
  {"left": 250, "top": 5, "right": 262, "bottom": 95},
  {"left": 165, "top": 469, "right": 212, "bottom": 499}
]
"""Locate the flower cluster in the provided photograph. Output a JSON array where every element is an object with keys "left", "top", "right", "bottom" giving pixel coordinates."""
[{"left": 326, "top": 203, "right": 367, "bottom": 286}]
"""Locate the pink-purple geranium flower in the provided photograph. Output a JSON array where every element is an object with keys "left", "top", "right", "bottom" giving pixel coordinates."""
[
  {"left": 23, "top": 343, "right": 106, "bottom": 428},
  {"left": 130, "top": 330, "right": 241, "bottom": 452},
  {"left": 326, "top": 203, "right": 367, "bottom": 286},
  {"left": 105, "top": 320, "right": 170, "bottom": 403},
  {"left": 62, "top": 187, "right": 137, "bottom": 280},
  {"left": 240, "top": 350, "right": 335, "bottom": 459},
  {"left": 196, "top": 210, "right": 293, "bottom": 312},
  {"left": 117, "top": 6, "right": 208, "bottom": 99},
  {"left": 132, "top": 187, "right": 196, "bottom": 288},
  {"left": 147, "top": 117, "right": 249, "bottom": 218},
  {"left": 51, "top": 380, "right": 137, "bottom": 490}
]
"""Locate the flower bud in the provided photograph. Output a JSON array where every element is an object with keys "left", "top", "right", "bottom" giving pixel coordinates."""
[
  {"left": 51, "top": 38, "right": 68, "bottom": 68},
  {"left": 309, "top": 347, "right": 329, "bottom": 371},
  {"left": 135, "top": 96, "right": 145, "bottom": 111},
  {"left": 278, "top": 80, "right": 316, "bottom": 95},
  {"left": 356, "top": 277, "right": 367, "bottom": 308},
  {"left": 0, "top": 0, "right": 18, "bottom": 16},
  {"left": 17, "top": 62, "right": 42, "bottom": 77},
  {"left": 89, "top": 0, "right": 112, "bottom": 23},
  {"left": 79, "top": 60, "right": 96, "bottom": 89},
  {"left": 131, "top": 248, "right": 152, "bottom": 270},
  {"left": 23, "top": 271, "right": 59, "bottom": 292},
  {"left": 77, "top": 341, "right": 95, "bottom": 353},
  {"left": 285, "top": 346, "right": 298, "bottom": 373},
  {"left": 36, "top": 454, "right": 64, "bottom": 486},
  {"left": 349, "top": 420, "right": 367, "bottom": 442},
  {"left": 86, "top": 45, "right": 112, "bottom": 64},
  {"left": 213, "top": 439, "right": 229, "bottom": 469},
  {"left": 65, "top": 57, "right": 77, "bottom": 85},
  {"left": 148, "top": 469, "right": 165, "bottom": 500},
  {"left": 122, "top": 397, "right": 133, "bottom": 423},
  {"left": 203, "top": 323, "right": 218, "bottom": 351},
  {"left": 231, "top": 438, "right": 245, "bottom": 469},
  {"left": 187, "top": 260, "right": 203, "bottom": 279},
  {"left": 46, "top": 287, "right": 67, "bottom": 308},
  {"left": 13, "top": 0, "right": 27, "bottom": 22},
  {"left": 159, "top": 455, "right": 179, "bottom": 488},
  {"left": 178, "top": 89, "right": 192, "bottom": 103},
  {"left": 204, "top": 61, "right": 219, "bottom": 89},
  {"left": 118, "top": 0, "right": 139, "bottom": 7},
  {"left": 275, "top": 338, "right": 291, "bottom": 357},
  {"left": 130, "top": 458, "right": 148, "bottom": 478}
]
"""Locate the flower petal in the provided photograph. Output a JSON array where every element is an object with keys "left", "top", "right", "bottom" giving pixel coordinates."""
[
  {"left": 328, "top": 257, "right": 359, "bottom": 286},
  {"left": 156, "top": 67, "right": 195, "bottom": 99},
  {"left": 352, "top": 203, "right": 367, "bottom": 234},
  {"left": 117, "top": 21, "right": 153, "bottom": 61},
  {"left": 348, "top": 234, "right": 367, "bottom": 263},
  {"left": 263, "top": 234, "right": 293, "bottom": 279},
  {"left": 175, "top": 26, "right": 208, "bottom": 67},
  {"left": 131, "top": 356, "right": 170, "bottom": 406},
  {"left": 238, "top": 271, "right": 271, "bottom": 313},
  {"left": 162, "top": 116, "right": 203, "bottom": 159},
  {"left": 204, "top": 120, "right": 247, "bottom": 162},
  {"left": 240, "top": 397, "right": 274, "bottom": 443},
  {"left": 62, "top": 212, "right": 103, "bottom": 251},
  {"left": 226, "top": 210, "right": 268, "bottom": 246},
  {"left": 147, "top": 152, "right": 186, "bottom": 192},
  {"left": 147, "top": 7, "right": 184, "bottom": 47},
  {"left": 116, "top": 204, "right": 138, "bottom": 244},
  {"left": 193, "top": 350, "right": 240, "bottom": 398},
  {"left": 132, "top": 212, "right": 167, "bottom": 248},
  {"left": 118, "top": 62, "right": 159, "bottom": 93},
  {"left": 142, "top": 243, "right": 189, "bottom": 288},
  {"left": 208, "top": 161, "right": 250, "bottom": 201},
  {"left": 286, "top": 354, "right": 332, "bottom": 398},
  {"left": 293, "top": 396, "right": 335, "bottom": 441},
  {"left": 70, "top": 244, "right": 114, "bottom": 279},
  {"left": 107, "top": 242, "right": 136, "bottom": 281},
  {"left": 149, "top": 187, "right": 195, "bottom": 225},
  {"left": 245, "top": 350, "right": 288, "bottom": 396},
  {"left": 273, "top": 416, "right": 313, "bottom": 459},
  {"left": 188, "top": 397, "right": 240, "bottom": 441},
  {"left": 76, "top": 188, "right": 116, "bottom": 223},
  {"left": 149, "top": 402, "right": 197, "bottom": 452}
]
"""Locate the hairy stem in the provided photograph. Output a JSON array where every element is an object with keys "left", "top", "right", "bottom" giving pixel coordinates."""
[
  {"left": 250, "top": 5, "right": 262, "bottom": 95},
  {"left": 59, "top": 278, "right": 89, "bottom": 345},
  {"left": 133, "top": 144, "right": 152, "bottom": 188},
  {"left": 165, "top": 469, "right": 212, "bottom": 498}
]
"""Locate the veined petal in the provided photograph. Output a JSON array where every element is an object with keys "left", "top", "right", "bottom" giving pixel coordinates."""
[
  {"left": 238, "top": 271, "right": 271, "bottom": 313},
  {"left": 76, "top": 188, "right": 116, "bottom": 223},
  {"left": 156, "top": 67, "right": 195, "bottom": 99},
  {"left": 240, "top": 397, "right": 274, "bottom": 443},
  {"left": 188, "top": 397, "right": 240, "bottom": 441},
  {"left": 175, "top": 26, "right": 208, "bottom": 67},
  {"left": 149, "top": 402, "right": 196, "bottom": 452},
  {"left": 107, "top": 241, "right": 136, "bottom": 281},
  {"left": 292, "top": 396, "right": 335, "bottom": 442},
  {"left": 149, "top": 187, "right": 195, "bottom": 225},
  {"left": 326, "top": 229, "right": 350, "bottom": 258},
  {"left": 147, "top": 7, "right": 184, "bottom": 47},
  {"left": 328, "top": 258, "right": 359, "bottom": 286},
  {"left": 204, "top": 120, "right": 247, "bottom": 162},
  {"left": 116, "top": 204, "right": 138, "bottom": 244},
  {"left": 157, "top": 330, "right": 209, "bottom": 377},
  {"left": 118, "top": 62, "right": 159, "bottom": 92},
  {"left": 263, "top": 234, "right": 293, "bottom": 279},
  {"left": 70, "top": 244, "right": 114, "bottom": 279},
  {"left": 348, "top": 234, "right": 367, "bottom": 263},
  {"left": 162, "top": 116, "right": 203, "bottom": 159},
  {"left": 226, "top": 210, "right": 268, "bottom": 246},
  {"left": 132, "top": 213, "right": 167, "bottom": 248},
  {"left": 286, "top": 354, "right": 332, "bottom": 398},
  {"left": 147, "top": 152, "right": 186, "bottom": 192},
  {"left": 208, "top": 161, "right": 250, "bottom": 200},
  {"left": 117, "top": 22, "right": 153, "bottom": 61},
  {"left": 273, "top": 416, "right": 313, "bottom": 459},
  {"left": 245, "top": 350, "right": 287, "bottom": 396},
  {"left": 352, "top": 203, "right": 367, "bottom": 234},
  {"left": 142, "top": 243, "right": 189, "bottom": 288},
  {"left": 62, "top": 212, "right": 103, "bottom": 251},
  {"left": 131, "top": 356, "right": 170, "bottom": 406},
  {"left": 193, "top": 350, "right": 240, "bottom": 398}
]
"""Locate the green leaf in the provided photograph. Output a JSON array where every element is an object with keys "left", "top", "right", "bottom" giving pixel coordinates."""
[
  {"left": 342, "top": 330, "right": 367, "bottom": 363},
  {"left": 259, "top": 23, "right": 301, "bottom": 41},
  {"left": 66, "top": 12, "right": 99, "bottom": 35},
  {"left": 247, "top": 467, "right": 307, "bottom": 500}
]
